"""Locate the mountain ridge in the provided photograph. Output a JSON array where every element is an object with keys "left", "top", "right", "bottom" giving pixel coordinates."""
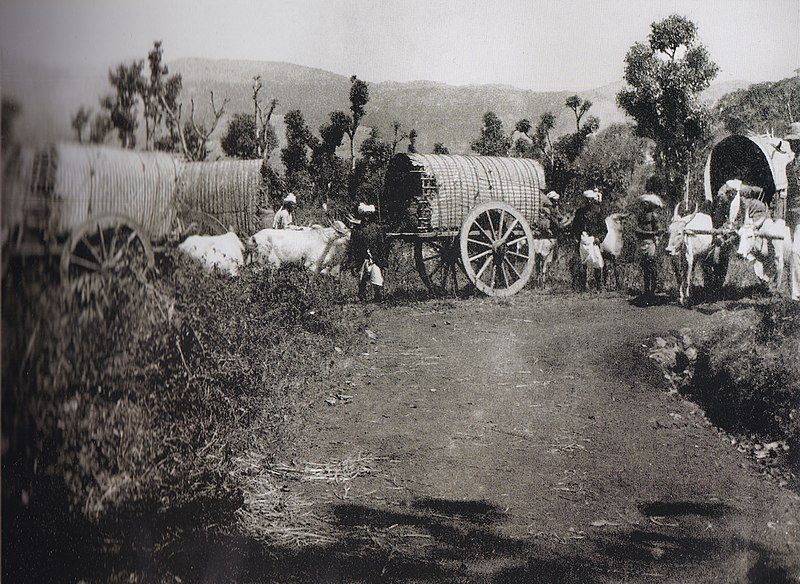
[{"left": 2, "top": 56, "right": 751, "bottom": 155}]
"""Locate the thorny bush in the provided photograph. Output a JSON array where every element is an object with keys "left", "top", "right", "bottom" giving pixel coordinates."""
[{"left": 2, "top": 250, "right": 360, "bottom": 580}]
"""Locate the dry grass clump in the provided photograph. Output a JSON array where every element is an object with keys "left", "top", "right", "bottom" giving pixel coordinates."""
[{"left": 2, "top": 250, "right": 362, "bottom": 580}]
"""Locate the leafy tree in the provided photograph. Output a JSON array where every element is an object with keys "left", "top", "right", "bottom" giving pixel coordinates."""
[
  {"left": 407, "top": 129, "right": 418, "bottom": 153},
  {"left": 338, "top": 75, "right": 370, "bottom": 170},
  {"left": 89, "top": 112, "right": 112, "bottom": 144},
  {"left": 355, "top": 127, "right": 394, "bottom": 204},
  {"left": 554, "top": 114, "right": 599, "bottom": 164},
  {"left": 716, "top": 76, "right": 800, "bottom": 135},
  {"left": 534, "top": 111, "right": 556, "bottom": 165},
  {"left": 102, "top": 60, "right": 146, "bottom": 148},
  {"left": 433, "top": 142, "right": 450, "bottom": 155},
  {"left": 311, "top": 112, "right": 350, "bottom": 203},
  {"left": 617, "top": 14, "right": 719, "bottom": 201},
  {"left": 471, "top": 111, "right": 511, "bottom": 156},
  {"left": 575, "top": 123, "right": 651, "bottom": 204},
  {"left": 281, "top": 109, "right": 314, "bottom": 190},
  {"left": 222, "top": 113, "right": 278, "bottom": 159},
  {"left": 142, "top": 41, "right": 166, "bottom": 149},
  {"left": 515, "top": 119, "right": 532, "bottom": 135},
  {"left": 71, "top": 106, "right": 91, "bottom": 143},
  {"left": 565, "top": 95, "right": 593, "bottom": 133},
  {"left": 1, "top": 97, "right": 20, "bottom": 146}
]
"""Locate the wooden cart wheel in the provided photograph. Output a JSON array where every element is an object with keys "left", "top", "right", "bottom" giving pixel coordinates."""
[
  {"left": 459, "top": 201, "right": 535, "bottom": 297},
  {"left": 60, "top": 213, "right": 154, "bottom": 282},
  {"left": 414, "top": 237, "right": 471, "bottom": 297}
]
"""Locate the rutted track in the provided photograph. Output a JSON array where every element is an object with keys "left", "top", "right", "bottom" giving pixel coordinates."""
[{"left": 272, "top": 292, "right": 799, "bottom": 582}]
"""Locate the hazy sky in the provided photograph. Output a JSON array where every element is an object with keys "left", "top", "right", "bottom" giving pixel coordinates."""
[{"left": 1, "top": 0, "right": 798, "bottom": 91}]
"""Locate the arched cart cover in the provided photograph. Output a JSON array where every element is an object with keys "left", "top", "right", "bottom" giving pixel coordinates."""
[
  {"left": 2, "top": 143, "right": 181, "bottom": 239},
  {"left": 383, "top": 153, "right": 546, "bottom": 232},
  {"left": 703, "top": 134, "right": 795, "bottom": 207}
]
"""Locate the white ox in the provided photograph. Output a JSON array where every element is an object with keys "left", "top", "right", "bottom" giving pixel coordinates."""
[
  {"left": 248, "top": 222, "right": 350, "bottom": 275},
  {"left": 531, "top": 238, "right": 557, "bottom": 286},
  {"left": 599, "top": 213, "right": 627, "bottom": 289},
  {"left": 578, "top": 212, "right": 628, "bottom": 289},
  {"left": 736, "top": 207, "right": 793, "bottom": 292},
  {"left": 665, "top": 203, "right": 714, "bottom": 306},
  {"left": 178, "top": 232, "right": 245, "bottom": 277}
]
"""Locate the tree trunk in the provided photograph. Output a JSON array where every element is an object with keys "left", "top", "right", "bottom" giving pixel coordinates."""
[{"left": 349, "top": 132, "right": 356, "bottom": 171}]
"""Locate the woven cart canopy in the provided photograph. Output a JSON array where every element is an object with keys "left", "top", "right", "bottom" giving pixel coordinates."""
[
  {"left": 384, "top": 153, "right": 546, "bottom": 232},
  {"left": 704, "top": 134, "right": 795, "bottom": 204},
  {"left": 176, "top": 159, "right": 262, "bottom": 234},
  {"left": 2, "top": 143, "right": 181, "bottom": 239}
]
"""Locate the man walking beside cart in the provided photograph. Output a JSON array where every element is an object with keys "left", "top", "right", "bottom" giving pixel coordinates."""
[{"left": 349, "top": 203, "right": 387, "bottom": 302}]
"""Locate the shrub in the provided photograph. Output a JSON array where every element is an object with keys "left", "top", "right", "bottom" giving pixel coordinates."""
[
  {"left": 689, "top": 300, "right": 800, "bottom": 448},
  {"left": 2, "top": 250, "right": 361, "bottom": 579}
]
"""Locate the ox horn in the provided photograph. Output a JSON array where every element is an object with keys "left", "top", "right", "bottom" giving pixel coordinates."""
[
  {"left": 684, "top": 202, "right": 698, "bottom": 224},
  {"left": 673, "top": 203, "right": 681, "bottom": 220}
]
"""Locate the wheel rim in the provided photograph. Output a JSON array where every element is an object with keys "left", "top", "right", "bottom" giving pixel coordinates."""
[
  {"left": 459, "top": 202, "right": 535, "bottom": 297},
  {"left": 61, "top": 214, "right": 154, "bottom": 282},
  {"left": 414, "top": 238, "right": 470, "bottom": 297}
]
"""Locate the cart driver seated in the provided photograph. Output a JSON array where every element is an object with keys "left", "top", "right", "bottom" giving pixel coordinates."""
[{"left": 272, "top": 193, "right": 301, "bottom": 229}]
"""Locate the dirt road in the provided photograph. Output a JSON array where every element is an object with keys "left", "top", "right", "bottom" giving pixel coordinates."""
[{"left": 270, "top": 293, "right": 800, "bottom": 583}]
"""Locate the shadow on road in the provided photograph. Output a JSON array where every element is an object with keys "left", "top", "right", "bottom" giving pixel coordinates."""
[{"left": 141, "top": 496, "right": 794, "bottom": 583}]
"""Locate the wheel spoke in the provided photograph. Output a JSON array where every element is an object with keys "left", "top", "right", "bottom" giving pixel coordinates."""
[
  {"left": 474, "top": 221, "right": 495, "bottom": 244},
  {"left": 501, "top": 219, "right": 519, "bottom": 243},
  {"left": 109, "top": 227, "right": 121, "bottom": 261},
  {"left": 80, "top": 235, "right": 103, "bottom": 265},
  {"left": 506, "top": 235, "right": 529, "bottom": 248},
  {"left": 468, "top": 248, "right": 493, "bottom": 263},
  {"left": 486, "top": 212, "right": 497, "bottom": 240},
  {"left": 98, "top": 225, "right": 107, "bottom": 261},
  {"left": 430, "top": 258, "right": 445, "bottom": 278},
  {"left": 70, "top": 255, "right": 101, "bottom": 272},
  {"left": 475, "top": 255, "right": 493, "bottom": 279},
  {"left": 497, "top": 210, "right": 506, "bottom": 238},
  {"left": 504, "top": 256, "right": 522, "bottom": 280},
  {"left": 467, "top": 237, "right": 492, "bottom": 248},
  {"left": 112, "top": 231, "right": 139, "bottom": 264},
  {"left": 507, "top": 250, "right": 530, "bottom": 260}
]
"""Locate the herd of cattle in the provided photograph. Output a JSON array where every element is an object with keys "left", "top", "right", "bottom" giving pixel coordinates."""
[{"left": 176, "top": 199, "right": 800, "bottom": 304}]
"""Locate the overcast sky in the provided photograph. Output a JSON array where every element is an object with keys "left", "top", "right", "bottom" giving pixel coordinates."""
[{"left": 1, "top": 0, "right": 798, "bottom": 91}]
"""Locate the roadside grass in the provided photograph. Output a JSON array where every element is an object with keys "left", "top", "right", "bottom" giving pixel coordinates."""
[
  {"left": 1, "top": 250, "right": 364, "bottom": 581},
  {"left": 688, "top": 299, "right": 800, "bottom": 454}
]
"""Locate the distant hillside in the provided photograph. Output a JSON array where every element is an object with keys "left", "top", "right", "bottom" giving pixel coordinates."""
[{"left": 2, "top": 56, "right": 751, "bottom": 155}]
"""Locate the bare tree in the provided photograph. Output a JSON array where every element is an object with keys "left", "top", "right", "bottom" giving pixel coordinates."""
[
  {"left": 251, "top": 76, "right": 279, "bottom": 158},
  {"left": 160, "top": 91, "right": 228, "bottom": 161},
  {"left": 71, "top": 106, "right": 91, "bottom": 143}
]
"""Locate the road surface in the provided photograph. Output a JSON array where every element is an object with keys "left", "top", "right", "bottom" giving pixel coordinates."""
[{"left": 264, "top": 293, "right": 800, "bottom": 583}]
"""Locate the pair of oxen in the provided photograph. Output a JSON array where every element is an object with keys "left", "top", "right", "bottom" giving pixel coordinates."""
[
  {"left": 177, "top": 222, "right": 351, "bottom": 277},
  {"left": 666, "top": 199, "right": 798, "bottom": 305}
]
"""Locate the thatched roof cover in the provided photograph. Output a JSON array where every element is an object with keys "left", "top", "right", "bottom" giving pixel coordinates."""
[
  {"left": 704, "top": 134, "right": 796, "bottom": 202},
  {"left": 384, "top": 153, "right": 546, "bottom": 231}
]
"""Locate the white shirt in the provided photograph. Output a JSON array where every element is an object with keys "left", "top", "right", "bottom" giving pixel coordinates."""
[{"left": 272, "top": 207, "right": 293, "bottom": 229}]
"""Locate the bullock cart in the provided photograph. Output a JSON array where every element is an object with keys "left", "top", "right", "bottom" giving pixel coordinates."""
[
  {"left": 382, "top": 154, "right": 546, "bottom": 297},
  {"left": 2, "top": 143, "right": 264, "bottom": 282},
  {"left": 704, "top": 133, "right": 796, "bottom": 222}
]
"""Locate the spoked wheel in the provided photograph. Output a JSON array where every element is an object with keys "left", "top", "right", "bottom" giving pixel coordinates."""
[
  {"left": 60, "top": 213, "right": 154, "bottom": 283},
  {"left": 459, "top": 202, "right": 535, "bottom": 297},
  {"left": 414, "top": 237, "right": 471, "bottom": 297}
]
